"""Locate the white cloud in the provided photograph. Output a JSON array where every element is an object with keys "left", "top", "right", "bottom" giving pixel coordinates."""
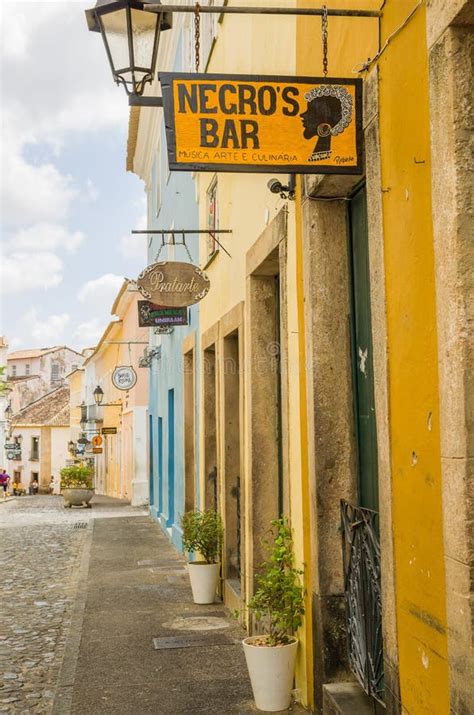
[
  {"left": 8, "top": 224, "right": 85, "bottom": 253},
  {"left": 1, "top": 131, "right": 78, "bottom": 227},
  {"left": 0, "top": 252, "right": 63, "bottom": 294},
  {"left": 1, "top": 2, "right": 127, "bottom": 230},
  {"left": 84, "top": 179, "right": 99, "bottom": 202},
  {"left": 120, "top": 234, "right": 147, "bottom": 263},
  {"left": 72, "top": 317, "right": 108, "bottom": 349},
  {"left": 2, "top": 9, "right": 29, "bottom": 59},
  {"left": 25, "top": 310, "right": 70, "bottom": 343},
  {"left": 120, "top": 198, "right": 147, "bottom": 262},
  {"left": 8, "top": 337, "right": 23, "bottom": 351},
  {"left": 78, "top": 273, "right": 124, "bottom": 305}
]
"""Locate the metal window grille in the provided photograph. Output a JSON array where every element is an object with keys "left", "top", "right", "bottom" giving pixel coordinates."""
[{"left": 341, "top": 500, "right": 384, "bottom": 705}]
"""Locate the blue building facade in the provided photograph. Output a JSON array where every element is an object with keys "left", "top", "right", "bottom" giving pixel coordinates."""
[{"left": 147, "top": 35, "right": 200, "bottom": 550}]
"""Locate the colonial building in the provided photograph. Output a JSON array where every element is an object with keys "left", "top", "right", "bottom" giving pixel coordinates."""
[
  {"left": 7, "top": 346, "right": 84, "bottom": 413},
  {"left": 68, "top": 281, "right": 149, "bottom": 506},
  {"left": 8, "top": 385, "right": 70, "bottom": 493}
]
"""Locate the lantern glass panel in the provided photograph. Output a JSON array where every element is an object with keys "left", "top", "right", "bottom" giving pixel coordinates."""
[
  {"left": 101, "top": 8, "right": 130, "bottom": 72},
  {"left": 130, "top": 7, "right": 158, "bottom": 69}
]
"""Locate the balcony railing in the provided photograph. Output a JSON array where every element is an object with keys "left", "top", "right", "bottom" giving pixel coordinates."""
[{"left": 341, "top": 500, "right": 384, "bottom": 705}]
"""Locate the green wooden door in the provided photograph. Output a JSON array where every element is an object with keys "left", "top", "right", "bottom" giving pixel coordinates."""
[{"left": 349, "top": 187, "right": 379, "bottom": 512}]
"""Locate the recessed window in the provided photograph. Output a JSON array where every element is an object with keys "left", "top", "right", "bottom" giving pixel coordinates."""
[
  {"left": 31, "top": 437, "right": 39, "bottom": 461},
  {"left": 25, "top": 364, "right": 30, "bottom": 376},
  {"left": 51, "top": 363, "right": 60, "bottom": 381},
  {"left": 11, "top": 365, "right": 17, "bottom": 377}
]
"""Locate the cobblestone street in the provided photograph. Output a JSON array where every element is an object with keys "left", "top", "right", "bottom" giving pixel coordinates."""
[{"left": 0, "top": 496, "right": 146, "bottom": 714}]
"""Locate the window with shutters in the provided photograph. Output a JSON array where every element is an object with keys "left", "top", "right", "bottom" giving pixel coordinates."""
[{"left": 51, "top": 363, "right": 60, "bottom": 382}]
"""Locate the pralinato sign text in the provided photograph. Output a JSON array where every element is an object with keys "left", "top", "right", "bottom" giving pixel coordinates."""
[{"left": 136, "top": 261, "right": 210, "bottom": 308}]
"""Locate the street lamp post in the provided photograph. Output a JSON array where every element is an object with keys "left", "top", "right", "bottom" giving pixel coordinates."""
[
  {"left": 93, "top": 385, "right": 104, "bottom": 406},
  {"left": 93, "top": 385, "right": 122, "bottom": 408},
  {"left": 85, "top": 0, "right": 171, "bottom": 102}
]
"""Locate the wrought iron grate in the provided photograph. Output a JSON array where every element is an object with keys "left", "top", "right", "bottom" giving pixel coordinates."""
[
  {"left": 341, "top": 500, "right": 384, "bottom": 705},
  {"left": 73, "top": 522, "right": 88, "bottom": 529}
]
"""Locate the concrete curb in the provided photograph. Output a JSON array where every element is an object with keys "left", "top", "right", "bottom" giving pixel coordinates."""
[{"left": 51, "top": 522, "right": 94, "bottom": 715}]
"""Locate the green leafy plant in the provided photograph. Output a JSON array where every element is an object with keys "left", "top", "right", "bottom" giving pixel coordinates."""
[
  {"left": 60, "top": 465, "right": 94, "bottom": 489},
  {"left": 248, "top": 517, "right": 305, "bottom": 646},
  {"left": 180, "top": 509, "right": 224, "bottom": 564}
]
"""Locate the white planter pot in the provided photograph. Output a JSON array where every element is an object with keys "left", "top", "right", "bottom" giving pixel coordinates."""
[
  {"left": 243, "top": 635, "right": 298, "bottom": 712},
  {"left": 187, "top": 562, "right": 220, "bottom": 604}
]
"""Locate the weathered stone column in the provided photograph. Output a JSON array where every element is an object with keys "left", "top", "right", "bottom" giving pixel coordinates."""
[{"left": 428, "top": 4, "right": 474, "bottom": 712}]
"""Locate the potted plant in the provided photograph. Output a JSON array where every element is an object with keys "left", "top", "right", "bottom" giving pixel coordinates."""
[
  {"left": 243, "top": 517, "right": 305, "bottom": 712},
  {"left": 60, "top": 464, "right": 94, "bottom": 508},
  {"left": 180, "top": 509, "right": 224, "bottom": 604}
]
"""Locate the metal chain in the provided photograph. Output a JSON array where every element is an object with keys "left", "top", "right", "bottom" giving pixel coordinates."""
[
  {"left": 154, "top": 238, "right": 165, "bottom": 262},
  {"left": 182, "top": 234, "right": 193, "bottom": 262},
  {"left": 194, "top": 3, "right": 200, "bottom": 72},
  {"left": 322, "top": 5, "right": 328, "bottom": 77}
]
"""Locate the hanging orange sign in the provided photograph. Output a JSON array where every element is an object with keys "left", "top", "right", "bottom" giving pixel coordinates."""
[
  {"left": 160, "top": 73, "right": 362, "bottom": 174},
  {"left": 92, "top": 435, "right": 103, "bottom": 448}
]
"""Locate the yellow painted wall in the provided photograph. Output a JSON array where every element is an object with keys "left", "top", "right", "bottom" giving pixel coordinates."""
[
  {"left": 295, "top": 1, "right": 449, "bottom": 710},
  {"left": 196, "top": 1, "right": 320, "bottom": 703},
  {"left": 197, "top": 3, "right": 298, "bottom": 523},
  {"left": 85, "top": 288, "right": 148, "bottom": 500},
  {"left": 378, "top": 2, "right": 449, "bottom": 711}
]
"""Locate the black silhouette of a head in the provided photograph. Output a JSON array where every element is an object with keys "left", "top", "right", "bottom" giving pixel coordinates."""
[{"left": 300, "top": 95, "right": 343, "bottom": 139}]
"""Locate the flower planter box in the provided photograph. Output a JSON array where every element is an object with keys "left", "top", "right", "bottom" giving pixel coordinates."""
[{"left": 62, "top": 488, "right": 94, "bottom": 508}]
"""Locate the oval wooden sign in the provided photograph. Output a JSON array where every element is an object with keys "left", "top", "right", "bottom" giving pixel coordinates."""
[{"left": 136, "top": 261, "right": 210, "bottom": 308}]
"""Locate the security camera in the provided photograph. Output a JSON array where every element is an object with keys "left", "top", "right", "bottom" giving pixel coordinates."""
[
  {"left": 267, "top": 178, "right": 295, "bottom": 201},
  {"left": 267, "top": 178, "right": 285, "bottom": 194}
]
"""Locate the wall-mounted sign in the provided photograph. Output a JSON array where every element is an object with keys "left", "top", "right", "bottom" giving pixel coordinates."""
[
  {"left": 5, "top": 443, "right": 21, "bottom": 460},
  {"left": 112, "top": 366, "right": 137, "bottom": 391},
  {"left": 160, "top": 72, "right": 362, "bottom": 174},
  {"left": 92, "top": 447, "right": 103, "bottom": 454},
  {"left": 92, "top": 435, "right": 103, "bottom": 448},
  {"left": 138, "top": 301, "right": 188, "bottom": 327},
  {"left": 6, "top": 449, "right": 21, "bottom": 460},
  {"left": 137, "top": 261, "right": 210, "bottom": 307},
  {"left": 101, "top": 427, "right": 117, "bottom": 435}
]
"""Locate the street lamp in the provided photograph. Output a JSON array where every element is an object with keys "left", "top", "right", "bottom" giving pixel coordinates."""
[
  {"left": 4, "top": 404, "right": 12, "bottom": 420},
  {"left": 93, "top": 385, "right": 104, "bottom": 406},
  {"left": 85, "top": 0, "right": 171, "bottom": 102}
]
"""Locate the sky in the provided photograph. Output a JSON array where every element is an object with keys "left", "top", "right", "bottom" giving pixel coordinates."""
[{"left": 0, "top": 0, "right": 149, "bottom": 353}]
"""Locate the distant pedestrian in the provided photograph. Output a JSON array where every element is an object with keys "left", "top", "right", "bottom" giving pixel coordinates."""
[
  {"left": 0, "top": 469, "right": 10, "bottom": 501},
  {"left": 30, "top": 478, "right": 39, "bottom": 495},
  {"left": 49, "top": 476, "right": 55, "bottom": 494}
]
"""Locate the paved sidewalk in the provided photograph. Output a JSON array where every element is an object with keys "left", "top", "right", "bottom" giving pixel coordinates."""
[{"left": 52, "top": 516, "right": 307, "bottom": 715}]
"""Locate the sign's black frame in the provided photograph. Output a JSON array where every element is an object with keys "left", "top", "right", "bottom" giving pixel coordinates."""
[
  {"left": 137, "top": 301, "right": 188, "bottom": 327},
  {"left": 159, "top": 72, "right": 363, "bottom": 175}
]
